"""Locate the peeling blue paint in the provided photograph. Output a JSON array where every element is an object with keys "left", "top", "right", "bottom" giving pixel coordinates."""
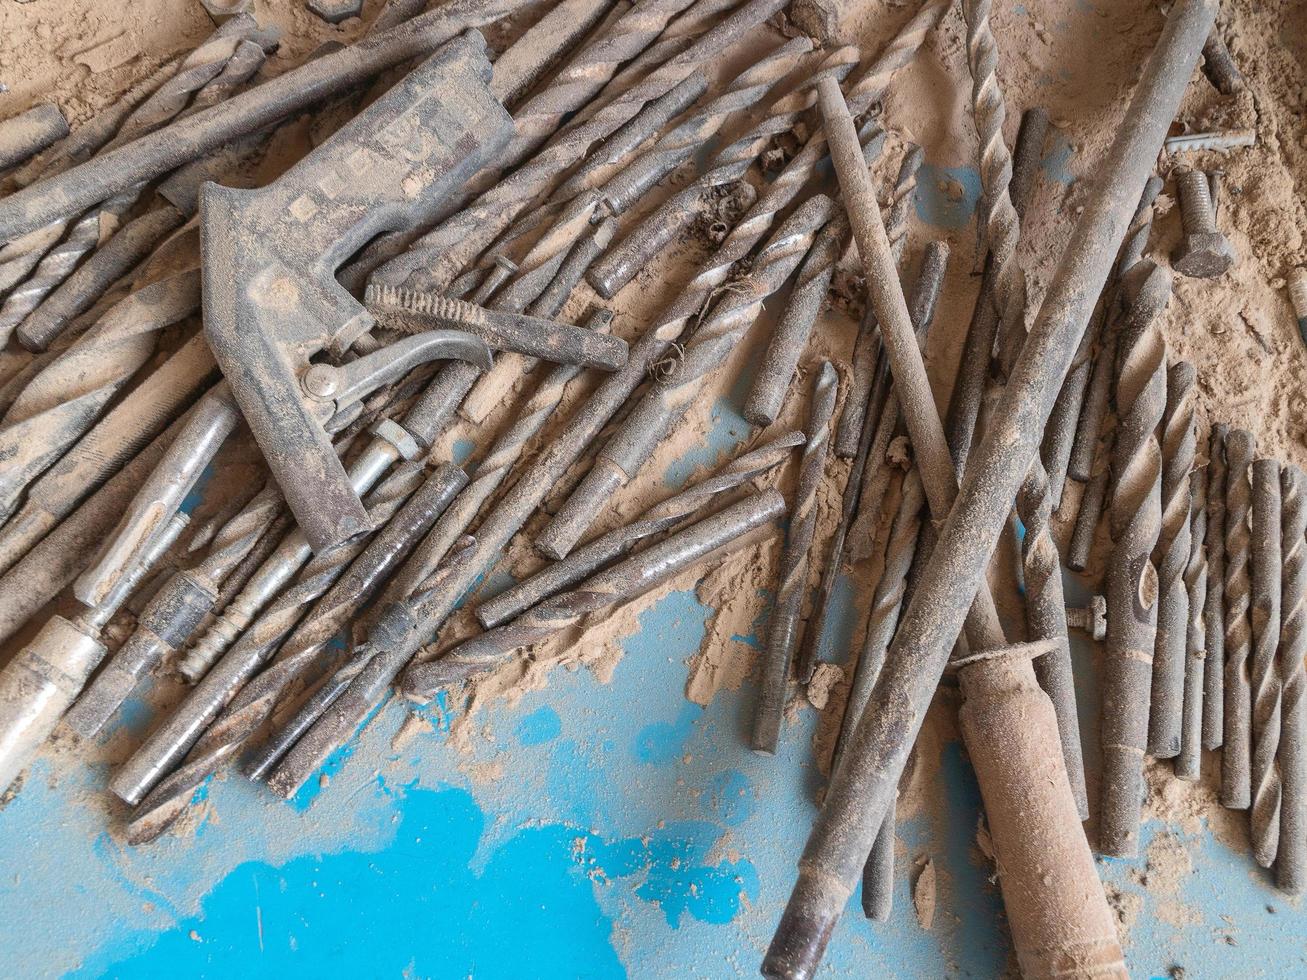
[{"left": 915, "top": 163, "right": 983, "bottom": 229}]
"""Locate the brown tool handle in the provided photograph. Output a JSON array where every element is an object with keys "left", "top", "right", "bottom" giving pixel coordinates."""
[{"left": 958, "top": 654, "right": 1126, "bottom": 980}]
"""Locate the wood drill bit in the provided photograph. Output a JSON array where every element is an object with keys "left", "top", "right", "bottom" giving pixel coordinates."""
[
  {"left": 1150, "top": 361, "right": 1197, "bottom": 759},
  {"left": 1223, "top": 428, "right": 1255, "bottom": 809},
  {"left": 1099, "top": 264, "right": 1169, "bottom": 858},
  {"left": 752, "top": 363, "right": 837, "bottom": 754},
  {"left": 1250, "top": 457, "right": 1283, "bottom": 866},
  {"left": 1177, "top": 468, "right": 1208, "bottom": 781},
  {"left": 1277, "top": 463, "right": 1307, "bottom": 894},
  {"left": 1205, "top": 422, "right": 1229, "bottom": 749}
]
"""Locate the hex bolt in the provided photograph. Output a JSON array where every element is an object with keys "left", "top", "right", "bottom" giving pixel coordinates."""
[
  {"left": 1250, "top": 457, "right": 1283, "bottom": 867},
  {"left": 1171, "top": 166, "right": 1236, "bottom": 279},
  {"left": 1204, "top": 423, "right": 1229, "bottom": 749},
  {"left": 1065, "top": 595, "right": 1108, "bottom": 640},
  {"left": 1177, "top": 469, "right": 1207, "bottom": 781},
  {"left": 752, "top": 363, "right": 837, "bottom": 754},
  {"left": 1223, "top": 428, "right": 1255, "bottom": 809},
  {"left": 1277, "top": 464, "right": 1307, "bottom": 893}
]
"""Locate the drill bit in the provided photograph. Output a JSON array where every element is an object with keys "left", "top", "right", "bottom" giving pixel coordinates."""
[
  {"left": 1223, "top": 428, "right": 1255, "bottom": 810},
  {"left": 1250, "top": 457, "right": 1283, "bottom": 866},
  {"left": 1099, "top": 264, "right": 1169, "bottom": 858},
  {"left": 537, "top": 194, "right": 833, "bottom": 560},
  {"left": 1277, "top": 463, "right": 1307, "bottom": 893},
  {"left": 752, "top": 363, "right": 837, "bottom": 754},
  {"left": 0, "top": 103, "right": 68, "bottom": 173},
  {"left": 1149, "top": 361, "right": 1196, "bottom": 758},
  {"left": 1177, "top": 468, "right": 1207, "bottom": 781},
  {"left": 124, "top": 464, "right": 466, "bottom": 843},
  {"left": 478, "top": 432, "right": 802, "bottom": 628},
  {"left": 1205, "top": 423, "right": 1229, "bottom": 749}
]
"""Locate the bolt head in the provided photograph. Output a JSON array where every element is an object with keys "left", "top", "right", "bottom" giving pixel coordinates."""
[
  {"left": 305, "top": 0, "right": 364, "bottom": 24},
  {"left": 200, "top": 0, "right": 251, "bottom": 20},
  {"left": 302, "top": 364, "right": 339, "bottom": 399},
  {"left": 1171, "top": 231, "right": 1236, "bottom": 279}
]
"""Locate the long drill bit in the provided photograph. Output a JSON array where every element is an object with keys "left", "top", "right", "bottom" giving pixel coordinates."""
[
  {"left": 537, "top": 195, "right": 832, "bottom": 559},
  {"left": 1149, "top": 361, "right": 1196, "bottom": 758},
  {"left": 1250, "top": 457, "right": 1283, "bottom": 867},
  {"left": 0, "top": 103, "right": 68, "bottom": 173},
  {"left": 1099, "top": 264, "right": 1169, "bottom": 858},
  {"left": 124, "top": 464, "right": 466, "bottom": 843},
  {"left": 1278, "top": 463, "right": 1307, "bottom": 894},
  {"left": 1177, "top": 468, "right": 1207, "bottom": 780},
  {"left": 1223, "top": 428, "right": 1255, "bottom": 809},
  {"left": 1204, "top": 422, "right": 1229, "bottom": 748},
  {"left": 752, "top": 363, "right": 837, "bottom": 753}
]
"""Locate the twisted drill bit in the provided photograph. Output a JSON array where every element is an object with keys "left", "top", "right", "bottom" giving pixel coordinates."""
[
  {"left": 1204, "top": 423, "right": 1229, "bottom": 748},
  {"left": 752, "top": 363, "right": 837, "bottom": 754},
  {"left": 1149, "top": 361, "right": 1196, "bottom": 759},
  {"left": 1223, "top": 428, "right": 1255, "bottom": 810},
  {"left": 481, "top": 432, "right": 802, "bottom": 627},
  {"left": 1250, "top": 457, "right": 1283, "bottom": 867},
  {"left": 1099, "top": 265, "right": 1169, "bottom": 858},
  {"left": 1177, "top": 468, "right": 1207, "bottom": 781},
  {"left": 1278, "top": 464, "right": 1307, "bottom": 894},
  {"left": 125, "top": 464, "right": 466, "bottom": 843},
  {"left": 538, "top": 194, "right": 833, "bottom": 560}
]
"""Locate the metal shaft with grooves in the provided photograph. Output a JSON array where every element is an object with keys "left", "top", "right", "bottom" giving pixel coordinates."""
[
  {"left": 408, "top": 490, "right": 785, "bottom": 693},
  {"left": 1099, "top": 268, "right": 1168, "bottom": 858},
  {"left": 377, "top": 0, "right": 789, "bottom": 292},
  {"left": 1149, "top": 361, "right": 1196, "bottom": 759},
  {"left": 109, "top": 462, "right": 435, "bottom": 808},
  {"left": 63, "top": 486, "right": 287, "bottom": 738},
  {"left": 538, "top": 195, "right": 833, "bottom": 559},
  {"left": 1223, "top": 428, "right": 1255, "bottom": 809},
  {"left": 752, "top": 363, "right": 837, "bottom": 754},
  {"left": 833, "top": 145, "right": 922, "bottom": 459},
  {"left": 0, "top": 103, "right": 68, "bottom": 172},
  {"left": 1250, "top": 457, "right": 1283, "bottom": 867},
  {"left": 1177, "top": 468, "right": 1207, "bottom": 780},
  {"left": 1278, "top": 464, "right": 1307, "bottom": 893},
  {"left": 1205, "top": 423, "right": 1228, "bottom": 748},
  {"left": 479, "top": 431, "right": 802, "bottom": 628},
  {"left": 124, "top": 464, "right": 466, "bottom": 843}
]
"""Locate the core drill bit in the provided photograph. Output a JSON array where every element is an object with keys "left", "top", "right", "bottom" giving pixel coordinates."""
[
  {"left": 1277, "top": 463, "right": 1307, "bottom": 894},
  {"left": 124, "top": 464, "right": 466, "bottom": 842},
  {"left": 1205, "top": 423, "right": 1229, "bottom": 749},
  {"left": 752, "top": 363, "right": 837, "bottom": 755},
  {"left": 1149, "top": 361, "right": 1196, "bottom": 759},
  {"left": 1177, "top": 469, "right": 1207, "bottom": 781},
  {"left": 1223, "top": 428, "right": 1255, "bottom": 810},
  {"left": 537, "top": 194, "right": 833, "bottom": 560},
  {"left": 1250, "top": 457, "right": 1283, "bottom": 867},
  {"left": 1099, "top": 266, "right": 1169, "bottom": 858}
]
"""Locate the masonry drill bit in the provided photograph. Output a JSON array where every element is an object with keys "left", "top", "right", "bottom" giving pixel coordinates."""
[
  {"left": 63, "top": 487, "right": 287, "bottom": 738},
  {"left": 0, "top": 511, "right": 189, "bottom": 796},
  {"left": 1250, "top": 457, "right": 1283, "bottom": 866},
  {"left": 1177, "top": 469, "right": 1207, "bottom": 781},
  {"left": 409, "top": 490, "right": 784, "bottom": 695},
  {"left": 752, "top": 363, "right": 837, "bottom": 754},
  {"left": 375, "top": 0, "right": 788, "bottom": 291},
  {"left": 478, "top": 432, "right": 802, "bottom": 628},
  {"left": 109, "top": 462, "right": 444, "bottom": 807},
  {"left": 1278, "top": 463, "right": 1307, "bottom": 894},
  {"left": 1099, "top": 264, "right": 1169, "bottom": 858},
  {"left": 1224, "top": 428, "right": 1255, "bottom": 810},
  {"left": 1149, "top": 361, "right": 1196, "bottom": 759},
  {"left": 1205, "top": 422, "right": 1229, "bottom": 748},
  {"left": 125, "top": 464, "right": 466, "bottom": 842},
  {"left": 833, "top": 145, "right": 922, "bottom": 459},
  {"left": 538, "top": 195, "right": 833, "bottom": 559},
  {"left": 0, "top": 103, "right": 69, "bottom": 173}
]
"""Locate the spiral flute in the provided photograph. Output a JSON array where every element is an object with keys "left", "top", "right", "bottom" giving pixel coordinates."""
[
  {"left": 1149, "top": 361, "right": 1196, "bottom": 759},
  {"left": 752, "top": 363, "right": 837, "bottom": 754},
  {"left": 1250, "top": 458, "right": 1283, "bottom": 866},
  {"left": 1205, "top": 423, "right": 1229, "bottom": 749},
  {"left": 1223, "top": 429, "right": 1255, "bottom": 810},
  {"left": 1278, "top": 464, "right": 1307, "bottom": 893},
  {"left": 538, "top": 194, "right": 833, "bottom": 559},
  {"left": 1177, "top": 469, "right": 1207, "bottom": 780},
  {"left": 1099, "top": 270, "right": 1168, "bottom": 858}
]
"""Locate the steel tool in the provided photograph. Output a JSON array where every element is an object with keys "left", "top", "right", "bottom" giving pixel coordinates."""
[
  {"left": 1251, "top": 458, "right": 1283, "bottom": 866},
  {"left": 1278, "top": 464, "right": 1307, "bottom": 893},
  {"left": 1224, "top": 428, "right": 1255, "bottom": 809},
  {"left": 0, "top": 103, "right": 69, "bottom": 173}
]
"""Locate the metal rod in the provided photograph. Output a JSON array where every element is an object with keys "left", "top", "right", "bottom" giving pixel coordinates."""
[
  {"left": 1204, "top": 422, "right": 1228, "bottom": 748},
  {"left": 1277, "top": 463, "right": 1307, "bottom": 893},
  {"left": 1223, "top": 428, "right": 1255, "bottom": 809},
  {"left": 1177, "top": 467, "right": 1207, "bottom": 781},
  {"left": 1250, "top": 457, "right": 1283, "bottom": 867}
]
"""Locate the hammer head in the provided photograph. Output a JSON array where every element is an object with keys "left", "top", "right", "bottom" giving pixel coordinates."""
[{"left": 201, "top": 32, "right": 511, "bottom": 552}]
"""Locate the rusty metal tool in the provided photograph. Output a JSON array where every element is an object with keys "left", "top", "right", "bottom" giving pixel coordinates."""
[
  {"left": 1177, "top": 468, "right": 1207, "bottom": 781},
  {"left": 1224, "top": 428, "right": 1255, "bottom": 809},
  {"left": 478, "top": 432, "right": 802, "bottom": 628},
  {"left": 0, "top": 103, "right": 69, "bottom": 173},
  {"left": 752, "top": 363, "right": 837, "bottom": 754},
  {"left": 201, "top": 33, "right": 509, "bottom": 553},
  {"left": 1171, "top": 164, "right": 1236, "bottom": 278},
  {"left": 764, "top": 2, "right": 1215, "bottom": 973},
  {"left": 1251, "top": 457, "right": 1283, "bottom": 867},
  {"left": 1278, "top": 463, "right": 1307, "bottom": 893},
  {"left": 1200, "top": 28, "right": 1243, "bottom": 94},
  {"left": 1205, "top": 422, "right": 1229, "bottom": 748},
  {"left": 125, "top": 464, "right": 466, "bottom": 843},
  {"left": 1150, "top": 361, "right": 1196, "bottom": 758},
  {"left": 0, "top": 512, "right": 189, "bottom": 796}
]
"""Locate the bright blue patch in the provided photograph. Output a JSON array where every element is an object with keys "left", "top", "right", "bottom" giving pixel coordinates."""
[
  {"left": 634, "top": 701, "right": 701, "bottom": 765},
  {"left": 452, "top": 438, "right": 476, "bottom": 465},
  {"left": 663, "top": 397, "right": 750, "bottom": 489},
  {"left": 180, "top": 462, "right": 217, "bottom": 516},
  {"left": 704, "top": 770, "right": 754, "bottom": 827},
  {"left": 517, "top": 706, "right": 562, "bottom": 746},
  {"left": 914, "top": 163, "right": 982, "bottom": 229}
]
